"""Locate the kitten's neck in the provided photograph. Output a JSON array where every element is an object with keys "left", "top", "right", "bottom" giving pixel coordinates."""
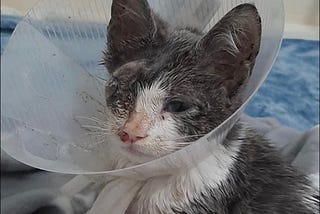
[{"left": 128, "top": 123, "right": 244, "bottom": 213}]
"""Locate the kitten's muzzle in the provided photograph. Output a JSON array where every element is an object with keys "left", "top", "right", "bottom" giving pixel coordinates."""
[
  {"left": 118, "top": 130, "right": 146, "bottom": 143},
  {"left": 118, "top": 111, "right": 149, "bottom": 143}
]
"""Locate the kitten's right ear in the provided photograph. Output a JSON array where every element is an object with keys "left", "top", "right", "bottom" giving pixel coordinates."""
[
  {"left": 104, "top": 0, "right": 166, "bottom": 72},
  {"left": 198, "top": 4, "right": 261, "bottom": 98}
]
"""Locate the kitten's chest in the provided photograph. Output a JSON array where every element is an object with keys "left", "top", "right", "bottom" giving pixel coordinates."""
[
  {"left": 122, "top": 146, "right": 238, "bottom": 213},
  {"left": 125, "top": 175, "right": 187, "bottom": 214},
  {"left": 124, "top": 169, "right": 222, "bottom": 214},
  {"left": 125, "top": 171, "right": 215, "bottom": 214}
]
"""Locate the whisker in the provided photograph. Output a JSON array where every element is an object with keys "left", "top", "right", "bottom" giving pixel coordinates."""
[
  {"left": 77, "top": 140, "right": 107, "bottom": 150},
  {"left": 79, "top": 132, "right": 110, "bottom": 138},
  {"left": 97, "top": 110, "right": 110, "bottom": 119},
  {"left": 75, "top": 115, "right": 109, "bottom": 126},
  {"left": 161, "top": 134, "right": 206, "bottom": 142},
  {"left": 175, "top": 142, "right": 192, "bottom": 145},
  {"left": 95, "top": 75, "right": 108, "bottom": 82},
  {"left": 163, "top": 146, "right": 188, "bottom": 153},
  {"left": 76, "top": 134, "right": 109, "bottom": 147},
  {"left": 177, "top": 134, "right": 206, "bottom": 139},
  {"left": 80, "top": 125, "right": 109, "bottom": 131}
]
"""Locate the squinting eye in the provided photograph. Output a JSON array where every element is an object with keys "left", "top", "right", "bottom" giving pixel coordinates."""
[{"left": 163, "top": 100, "right": 191, "bottom": 113}]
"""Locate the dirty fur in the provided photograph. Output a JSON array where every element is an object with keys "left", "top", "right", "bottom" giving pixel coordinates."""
[{"left": 101, "top": 0, "right": 319, "bottom": 213}]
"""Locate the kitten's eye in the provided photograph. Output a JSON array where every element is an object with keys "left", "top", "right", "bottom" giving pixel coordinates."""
[{"left": 163, "top": 100, "right": 191, "bottom": 113}]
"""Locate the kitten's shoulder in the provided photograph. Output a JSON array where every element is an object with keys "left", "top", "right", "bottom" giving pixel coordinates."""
[{"left": 232, "top": 127, "right": 319, "bottom": 213}]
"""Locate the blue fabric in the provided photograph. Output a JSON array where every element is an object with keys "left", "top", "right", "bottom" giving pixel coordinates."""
[
  {"left": 1, "top": 15, "right": 319, "bottom": 131},
  {"left": 245, "top": 39, "right": 320, "bottom": 131},
  {"left": 0, "top": 15, "right": 21, "bottom": 54}
]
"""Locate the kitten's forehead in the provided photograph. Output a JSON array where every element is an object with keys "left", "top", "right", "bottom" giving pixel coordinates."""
[
  {"left": 112, "top": 29, "right": 199, "bottom": 82},
  {"left": 114, "top": 60, "right": 147, "bottom": 79}
]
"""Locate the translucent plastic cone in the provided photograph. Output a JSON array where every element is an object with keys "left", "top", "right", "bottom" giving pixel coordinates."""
[{"left": 1, "top": 0, "right": 284, "bottom": 178}]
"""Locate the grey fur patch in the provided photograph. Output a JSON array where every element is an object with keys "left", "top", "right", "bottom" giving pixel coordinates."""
[{"left": 104, "top": 1, "right": 319, "bottom": 213}]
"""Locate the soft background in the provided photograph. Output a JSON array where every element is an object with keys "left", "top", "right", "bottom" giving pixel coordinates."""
[{"left": 245, "top": 39, "right": 319, "bottom": 131}]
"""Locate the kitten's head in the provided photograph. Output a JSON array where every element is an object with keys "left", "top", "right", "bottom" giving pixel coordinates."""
[{"left": 103, "top": 0, "right": 261, "bottom": 163}]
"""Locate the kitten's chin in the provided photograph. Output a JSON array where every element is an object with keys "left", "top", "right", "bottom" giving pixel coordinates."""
[{"left": 118, "top": 145, "right": 157, "bottom": 164}]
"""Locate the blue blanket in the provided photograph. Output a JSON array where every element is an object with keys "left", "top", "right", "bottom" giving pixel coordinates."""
[{"left": 245, "top": 39, "right": 320, "bottom": 131}]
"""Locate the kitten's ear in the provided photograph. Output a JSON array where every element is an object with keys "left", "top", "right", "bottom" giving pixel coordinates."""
[
  {"left": 104, "top": 0, "right": 166, "bottom": 72},
  {"left": 198, "top": 4, "right": 261, "bottom": 97}
]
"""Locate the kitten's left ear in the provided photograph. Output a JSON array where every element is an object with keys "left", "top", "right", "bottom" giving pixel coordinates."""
[
  {"left": 104, "top": 0, "right": 167, "bottom": 72},
  {"left": 198, "top": 4, "right": 261, "bottom": 98}
]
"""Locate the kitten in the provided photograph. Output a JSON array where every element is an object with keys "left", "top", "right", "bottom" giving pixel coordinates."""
[{"left": 102, "top": 0, "right": 319, "bottom": 213}]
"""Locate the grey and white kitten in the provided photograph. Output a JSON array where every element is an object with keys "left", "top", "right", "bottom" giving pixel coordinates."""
[{"left": 101, "top": 0, "right": 319, "bottom": 213}]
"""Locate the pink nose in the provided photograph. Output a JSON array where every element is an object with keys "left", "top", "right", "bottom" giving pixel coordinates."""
[
  {"left": 118, "top": 130, "right": 147, "bottom": 143},
  {"left": 118, "top": 110, "right": 148, "bottom": 143}
]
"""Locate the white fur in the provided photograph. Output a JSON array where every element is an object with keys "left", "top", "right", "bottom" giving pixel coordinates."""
[
  {"left": 135, "top": 80, "right": 166, "bottom": 119},
  {"left": 126, "top": 138, "right": 241, "bottom": 213}
]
